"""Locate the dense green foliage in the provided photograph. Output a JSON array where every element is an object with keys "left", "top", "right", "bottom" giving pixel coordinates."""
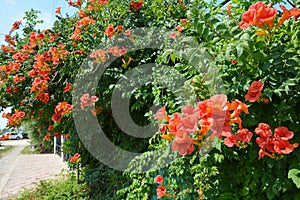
[
  {"left": 16, "top": 174, "right": 89, "bottom": 200},
  {"left": 0, "top": 0, "right": 299, "bottom": 199}
]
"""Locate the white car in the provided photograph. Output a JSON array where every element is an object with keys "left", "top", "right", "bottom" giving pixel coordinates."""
[{"left": 9, "top": 132, "right": 23, "bottom": 140}]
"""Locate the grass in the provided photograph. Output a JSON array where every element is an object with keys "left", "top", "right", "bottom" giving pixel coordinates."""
[
  {"left": 0, "top": 145, "right": 15, "bottom": 159},
  {"left": 20, "top": 145, "right": 41, "bottom": 154},
  {"left": 14, "top": 174, "right": 90, "bottom": 200}
]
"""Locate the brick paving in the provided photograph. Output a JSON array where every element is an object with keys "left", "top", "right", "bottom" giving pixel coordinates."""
[{"left": 0, "top": 140, "right": 68, "bottom": 199}]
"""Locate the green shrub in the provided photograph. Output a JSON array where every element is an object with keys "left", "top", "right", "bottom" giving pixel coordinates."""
[
  {"left": 118, "top": 1, "right": 300, "bottom": 199},
  {"left": 1, "top": 0, "right": 299, "bottom": 199},
  {"left": 16, "top": 174, "right": 89, "bottom": 200}
]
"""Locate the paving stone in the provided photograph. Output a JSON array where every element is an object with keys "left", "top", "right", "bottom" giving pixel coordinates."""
[{"left": 0, "top": 140, "right": 68, "bottom": 199}]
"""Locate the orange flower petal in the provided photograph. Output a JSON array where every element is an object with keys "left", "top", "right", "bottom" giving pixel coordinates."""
[
  {"left": 277, "top": 5, "right": 292, "bottom": 28},
  {"left": 161, "top": 134, "right": 172, "bottom": 141},
  {"left": 290, "top": 8, "right": 300, "bottom": 17},
  {"left": 277, "top": 5, "right": 300, "bottom": 28},
  {"left": 227, "top": 4, "right": 232, "bottom": 16},
  {"left": 256, "top": 29, "right": 266, "bottom": 36}
]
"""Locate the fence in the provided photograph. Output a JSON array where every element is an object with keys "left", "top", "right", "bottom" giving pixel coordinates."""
[{"left": 54, "top": 135, "right": 70, "bottom": 162}]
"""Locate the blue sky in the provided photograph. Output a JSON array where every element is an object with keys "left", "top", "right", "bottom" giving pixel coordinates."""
[
  {"left": 0, "top": 0, "right": 76, "bottom": 129},
  {"left": 0, "top": 0, "right": 77, "bottom": 44}
]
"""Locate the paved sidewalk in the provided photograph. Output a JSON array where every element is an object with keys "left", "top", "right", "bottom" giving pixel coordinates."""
[{"left": 0, "top": 140, "right": 68, "bottom": 199}]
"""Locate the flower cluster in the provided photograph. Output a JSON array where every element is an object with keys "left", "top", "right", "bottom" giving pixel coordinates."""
[
  {"left": 276, "top": 5, "right": 300, "bottom": 28},
  {"left": 170, "top": 25, "right": 184, "bottom": 39},
  {"left": 88, "top": 0, "right": 108, "bottom": 5},
  {"left": 44, "top": 133, "right": 51, "bottom": 141},
  {"left": 35, "top": 91, "right": 50, "bottom": 104},
  {"left": 11, "top": 20, "right": 22, "bottom": 32},
  {"left": 104, "top": 24, "right": 124, "bottom": 38},
  {"left": 129, "top": 0, "right": 144, "bottom": 12},
  {"left": 154, "top": 175, "right": 175, "bottom": 199},
  {"left": 70, "top": 153, "right": 81, "bottom": 163},
  {"left": 1, "top": 44, "right": 15, "bottom": 54},
  {"left": 5, "top": 86, "right": 20, "bottom": 94},
  {"left": 169, "top": 18, "right": 188, "bottom": 39},
  {"left": 48, "top": 125, "right": 54, "bottom": 131},
  {"left": 68, "top": 0, "right": 83, "bottom": 7},
  {"left": 86, "top": 0, "right": 108, "bottom": 11},
  {"left": 48, "top": 33, "right": 59, "bottom": 43},
  {"left": 29, "top": 52, "right": 52, "bottom": 78},
  {"left": 55, "top": 7, "right": 61, "bottom": 14},
  {"left": 80, "top": 94, "right": 99, "bottom": 109},
  {"left": 21, "top": 44, "right": 34, "bottom": 54},
  {"left": 30, "top": 77, "right": 50, "bottom": 104},
  {"left": 90, "top": 49, "right": 107, "bottom": 63},
  {"left": 64, "top": 82, "right": 72, "bottom": 93},
  {"left": 43, "top": 125, "right": 56, "bottom": 141},
  {"left": 12, "top": 52, "right": 29, "bottom": 63},
  {"left": 70, "top": 16, "right": 96, "bottom": 40},
  {"left": 156, "top": 186, "right": 167, "bottom": 199},
  {"left": 48, "top": 44, "right": 70, "bottom": 65},
  {"left": 78, "top": 9, "right": 86, "bottom": 18},
  {"left": 90, "top": 46, "right": 128, "bottom": 64},
  {"left": 156, "top": 94, "right": 250, "bottom": 155},
  {"left": 239, "top": 2, "right": 300, "bottom": 31},
  {"left": 239, "top": 2, "right": 277, "bottom": 30},
  {"left": 107, "top": 46, "right": 127, "bottom": 57},
  {"left": 30, "top": 78, "right": 48, "bottom": 92},
  {"left": 255, "top": 123, "right": 298, "bottom": 159},
  {"left": 6, "top": 110, "right": 26, "bottom": 126},
  {"left": 51, "top": 101, "right": 73, "bottom": 123},
  {"left": 0, "top": 62, "right": 20, "bottom": 75},
  {"left": 55, "top": 132, "right": 62, "bottom": 138},
  {"left": 245, "top": 80, "right": 264, "bottom": 102},
  {"left": 25, "top": 44, "right": 69, "bottom": 103},
  {"left": 223, "top": 128, "right": 253, "bottom": 148},
  {"left": 2, "top": 112, "right": 11, "bottom": 119},
  {"left": 4, "top": 35, "right": 16, "bottom": 46},
  {"left": 28, "top": 32, "right": 45, "bottom": 48}
]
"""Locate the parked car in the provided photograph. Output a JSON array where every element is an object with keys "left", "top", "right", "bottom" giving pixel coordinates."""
[
  {"left": 9, "top": 132, "right": 23, "bottom": 140},
  {"left": 21, "top": 132, "right": 29, "bottom": 139}
]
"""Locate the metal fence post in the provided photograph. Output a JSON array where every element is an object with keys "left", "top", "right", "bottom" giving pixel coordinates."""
[
  {"left": 61, "top": 135, "right": 64, "bottom": 162},
  {"left": 54, "top": 136, "right": 57, "bottom": 155}
]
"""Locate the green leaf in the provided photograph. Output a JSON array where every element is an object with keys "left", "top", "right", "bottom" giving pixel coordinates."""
[
  {"left": 225, "top": 44, "right": 235, "bottom": 59},
  {"left": 236, "top": 45, "right": 244, "bottom": 58},
  {"left": 197, "top": 21, "right": 205, "bottom": 35},
  {"left": 215, "top": 23, "right": 227, "bottom": 31},
  {"left": 266, "top": 187, "right": 275, "bottom": 200},
  {"left": 170, "top": 52, "right": 176, "bottom": 63},
  {"left": 288, "top": 168, "right": 300, "bottom": 188},
  {"left": 214, "top": 153, "right": 224, "bottom": 163}
]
